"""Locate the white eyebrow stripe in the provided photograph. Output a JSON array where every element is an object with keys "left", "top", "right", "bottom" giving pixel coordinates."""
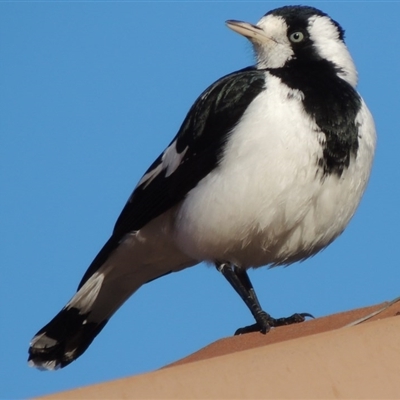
[{"left": 137, "top": 140, "right": 188, "bottom": 188}]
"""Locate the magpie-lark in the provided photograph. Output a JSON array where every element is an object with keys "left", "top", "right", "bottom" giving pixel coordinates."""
[{"left": 28, "top": 5, "right": 376, "bottom": 370}]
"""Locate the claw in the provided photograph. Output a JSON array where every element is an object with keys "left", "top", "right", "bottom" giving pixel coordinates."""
[
  {"left": 234, "top": 310, "right": 273, "bottom": 335},
  {"left": 234, "top": 321, "right": 271, "bottom": 335},
  {"left": 300, "top": 312, "right": 315, "bottom": 319},
  {"left": 269, "top": 312, "right": 314, "bottom": 327},
  {"left": 234, "top": 311, "right": 314, "bottom": 335}
]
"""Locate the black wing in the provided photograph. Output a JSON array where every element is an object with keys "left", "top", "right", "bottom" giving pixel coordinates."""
[
  {"left": 78, "top": 67, "right": 266, "bottom": 288},
  {"left": 114, "top": 67, "right": 266, "bottom": 234}
]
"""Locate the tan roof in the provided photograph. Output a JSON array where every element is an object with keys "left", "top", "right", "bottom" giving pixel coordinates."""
[{"left": 37, "top": 300, "right": 400, "bottom": 399}]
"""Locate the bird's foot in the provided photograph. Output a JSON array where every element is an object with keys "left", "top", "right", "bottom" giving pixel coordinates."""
[
  {"left": 271, "top": 312, "right": 314, "bottom": 327},
  {"left": 234, "top": 312, "right": 314, "bottom": 335}
]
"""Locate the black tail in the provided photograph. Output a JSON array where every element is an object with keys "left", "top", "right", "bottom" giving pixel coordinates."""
[
  {"left": 28, "top": 306, "right": 107, "bottom": 370},
  {"left": 28, "top": 211, "right": 196, "bottom": 370}
]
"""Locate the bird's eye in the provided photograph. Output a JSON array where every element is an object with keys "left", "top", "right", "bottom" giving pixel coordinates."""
[{"left": 289, "top": 31, "right": 305, "bottom": 43}]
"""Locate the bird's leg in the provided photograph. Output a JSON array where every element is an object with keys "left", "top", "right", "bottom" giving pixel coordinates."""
[
  {"left": 216, "top": 262, "right": 272, "bottom": 334},
  {"left": 216, "top": 262, "right": 313, "bottom": 335}
]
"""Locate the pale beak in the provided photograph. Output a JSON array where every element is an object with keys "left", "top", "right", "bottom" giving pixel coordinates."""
[{"left": 226, "top": 20, "right": 272, "bottom": 44}]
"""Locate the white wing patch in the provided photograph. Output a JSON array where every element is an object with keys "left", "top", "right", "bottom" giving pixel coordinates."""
[
  {"left": 136, "top": 163, "right": 163, "bottom": 189},
  {"left": 137, "top": 140, "right": 188, "bottom": 189},
  {"left": 163, "top": 141, "right": 188, "bottom": 177},
  {"left": 66, "top": 272, "right": 104, "bottom": 315}
]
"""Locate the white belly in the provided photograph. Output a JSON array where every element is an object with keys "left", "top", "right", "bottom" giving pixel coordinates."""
[{"left": 173, "top": 76, "right": 376, "bottom": 268}]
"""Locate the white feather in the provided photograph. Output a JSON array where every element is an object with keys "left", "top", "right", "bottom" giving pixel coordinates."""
[
  {"left": 254, "top": 15, "right": 295, "bottom": 69},
  {"left": 66, "top": 272, "right": 104, "bottom": 314},
  {"left": 137, "top": 140, "right": 188, "bottom": 188},
  {"left": 29, "top": 332, "right": 57, "bottom": 349},
  {"left": 308, "top": 15, "right": 358, "bottom": 87},
  {"left": 173, "top": 73, "right": 376, "bottom": 267}
]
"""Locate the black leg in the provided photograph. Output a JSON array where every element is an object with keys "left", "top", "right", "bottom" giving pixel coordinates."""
[
  {"left": 234, "top": 266, "right": 262, "bottom": 310},
  {"left": 216, "top": 262, "right": 313, "bottom": 335}
]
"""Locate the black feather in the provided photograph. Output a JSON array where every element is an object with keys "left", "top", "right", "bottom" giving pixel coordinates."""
[{"left": 77, "top": 67, "right": 266, "bottom": 288}]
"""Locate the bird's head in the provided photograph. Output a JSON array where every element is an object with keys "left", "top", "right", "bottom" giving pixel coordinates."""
[{"left": 226, "top": 5, "right": 357, "bottom": 87}]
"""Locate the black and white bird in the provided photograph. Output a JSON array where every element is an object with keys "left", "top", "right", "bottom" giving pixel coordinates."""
[{"left": 28, "top": 5, "right": 376, "bottom": 370}]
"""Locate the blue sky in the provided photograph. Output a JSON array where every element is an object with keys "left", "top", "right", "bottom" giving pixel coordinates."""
[{"left": 2, "top": 1, "right": 400, "bottom": 398}]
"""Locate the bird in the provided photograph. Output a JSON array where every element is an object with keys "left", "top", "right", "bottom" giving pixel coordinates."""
[{"left": 28, "top": 5, "right": 376, "bottom": 370}]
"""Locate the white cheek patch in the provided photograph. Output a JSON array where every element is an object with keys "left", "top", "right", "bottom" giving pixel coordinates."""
[
  {"left": 308, "top": 15, "right": 358, "bottom": 87},
  {"left": 255, "top": 15, "right": 294, "bottom": 69},
  {"left": 137, "top": 140, "right": 188, "bottom": 188}
]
